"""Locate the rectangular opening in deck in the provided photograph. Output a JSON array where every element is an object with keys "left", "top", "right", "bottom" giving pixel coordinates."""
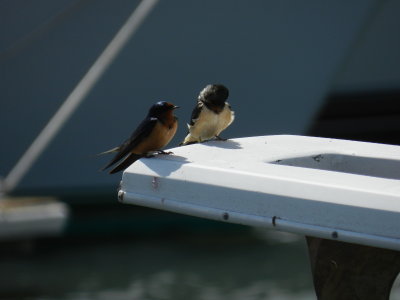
[{"left": 271, "top": 154, "right": 400, "bottom": 180}]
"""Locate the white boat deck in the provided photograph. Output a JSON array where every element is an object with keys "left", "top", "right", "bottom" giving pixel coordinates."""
[{"left": 119, "top": 135, "right": 400, "bottom": 250}]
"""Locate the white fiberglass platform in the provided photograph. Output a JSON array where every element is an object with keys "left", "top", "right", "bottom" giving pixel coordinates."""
[{"left": 119, "top": 135, "right": 400, "bottom": 250}]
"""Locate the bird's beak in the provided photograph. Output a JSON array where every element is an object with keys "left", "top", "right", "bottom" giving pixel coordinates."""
[{"left": 173, "top": 105, "right": 180, "bottom": 109}]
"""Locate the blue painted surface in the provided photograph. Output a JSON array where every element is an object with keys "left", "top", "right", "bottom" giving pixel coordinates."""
[{"left": 1, "top": 0, "right": 400, "bottom": 193}]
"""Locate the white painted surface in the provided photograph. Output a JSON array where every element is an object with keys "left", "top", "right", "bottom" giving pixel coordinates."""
[
  {"left": 120, "top": 135, "right": 400, "bottom": 250},
  {"left": 0, "top": 198, "right": 68, "bottom": 239}
]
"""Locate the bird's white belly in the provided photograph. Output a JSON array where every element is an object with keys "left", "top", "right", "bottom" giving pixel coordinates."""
[
  {"left": 194, "top": 111, "right": 218, "bottom": 140},
  {"left": 190, "top": 105, "right": 233, "bottom": 141}
]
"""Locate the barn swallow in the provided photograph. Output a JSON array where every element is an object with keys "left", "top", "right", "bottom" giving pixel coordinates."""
[
  {"left": 101, "top": 101, "right": 179, "bottom": 174},
  {"left": 180, "top": 84, "right": 234, "bottom": 145}
]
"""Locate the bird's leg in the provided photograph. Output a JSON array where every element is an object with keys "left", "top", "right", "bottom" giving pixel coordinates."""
[
  {"left": 215, "top": 135, "right": 227, "bottom": 141},
  {"left": 144, "top": 153, "right": 155, "bottom": 158},
  {"left": 157, "top": 150, "right": 173, "bottom": 155}
]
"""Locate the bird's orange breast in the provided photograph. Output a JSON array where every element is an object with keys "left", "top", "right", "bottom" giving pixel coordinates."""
[{"left": 132, "top": 117, "right": 177, "bottom": 154}]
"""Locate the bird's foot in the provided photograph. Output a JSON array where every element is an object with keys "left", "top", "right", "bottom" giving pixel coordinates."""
[
  {"left": 180, "top": 141, "right": 198, "bottom": 146},
  {"left": 215, "top": 135, "right": 227, "bottom": 141},
  {"left": 145, "top": 153, "right": 155, "bottom": 158},
  {"left": 157, "top": 150, "right": 173, "bottom": 155}
]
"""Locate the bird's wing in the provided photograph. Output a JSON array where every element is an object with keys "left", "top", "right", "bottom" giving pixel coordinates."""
[
  {"left": 188, "top": 101, "right": 203, "bottom": 126},
  {"left": 102, "top": 117, "right": 158, "bottom": 170},
  {"left": 226, "top": 102, "right": 235, "bottom": 126},
  {"left": 97, "top": 147, "right": 120, "bottom": 155},
  {"left": 109, "top": 153, "right": 143, "bottom": 174}
]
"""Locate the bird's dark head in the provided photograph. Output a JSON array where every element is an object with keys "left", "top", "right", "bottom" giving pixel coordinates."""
[
  {"left": 198, "top": 84, "right": 229, "bottom": 106},
  {"left": 148, "top": 101, "right": 179, "bottom": 117}
]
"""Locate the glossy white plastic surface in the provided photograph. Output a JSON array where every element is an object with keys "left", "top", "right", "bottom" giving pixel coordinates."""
[{"left": 120, "top": 135, "right": 400, "bottom": 250}]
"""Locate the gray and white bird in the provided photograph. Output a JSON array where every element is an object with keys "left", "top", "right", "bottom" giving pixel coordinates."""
[{"left": 180, "top": 84, "right": 234, "bottom": 145}]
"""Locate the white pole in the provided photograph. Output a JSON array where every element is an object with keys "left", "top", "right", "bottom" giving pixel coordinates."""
[{"left": 2, "top": 0, "right": 159, "bottom": 193}]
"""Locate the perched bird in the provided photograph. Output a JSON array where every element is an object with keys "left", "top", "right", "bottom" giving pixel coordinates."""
[
  {"left": 180, "top": 84, "right": 234, "bottom": 145},
  {"left": 101, "top": 101, "right": 179, "bottom": 174}
]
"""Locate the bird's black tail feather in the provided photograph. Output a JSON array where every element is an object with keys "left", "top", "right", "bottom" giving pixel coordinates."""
[
  {"left": 97, "top": 147, "right": 120, "bottom": 156},
  {"left": 109, "top": 153, "right": 143, "bottom": 174}
]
